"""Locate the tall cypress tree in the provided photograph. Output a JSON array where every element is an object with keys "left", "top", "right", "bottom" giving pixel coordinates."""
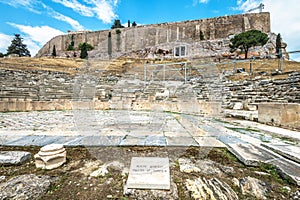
[
  {"left": 7, "top": 34, "right": 31, "bottom": 57},
  {"left": 108, "top": 32, "right": 112, "bottom": 58},
  {"left": 276, "top": 33, "right": 282, "bottom": 58},
  {"left": 80, "top": 43, "right": 88, "bottom": 59},
  {"left": 52, "top": 45, "right": 57, "bottom": 57},
  {"left": 200, "top": 31, "right": 205, "bottom": 40}
]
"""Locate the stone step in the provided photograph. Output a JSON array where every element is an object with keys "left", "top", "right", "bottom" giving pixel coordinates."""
[
  {"left": 224, "top": 142, "right": 300, "bottom": 186},
  {"left": 261, "top": 143, "right": 300, "bottom": 164}
]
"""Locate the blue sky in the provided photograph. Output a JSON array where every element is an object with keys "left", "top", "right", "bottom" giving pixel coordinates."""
[{"left": 0, "top": 0, "right": 299, "bottom": 60}]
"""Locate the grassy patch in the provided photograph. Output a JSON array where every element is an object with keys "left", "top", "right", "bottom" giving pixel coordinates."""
[
  {"left": 213, "top": 118, "right": 232, "bottom": 125},
  {"left": 258, "top": 163, "right": 291, "bottom": 185},
  {"left": 276, "top": 136, "right": 297, "bottom": 145},
  {"left": 225, "top": 126, "right": 260, "bottom": 133}
]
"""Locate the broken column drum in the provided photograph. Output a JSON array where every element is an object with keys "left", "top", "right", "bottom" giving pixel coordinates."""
[{"left": 34, "top": 144, "right": 66, "bottom": 170}]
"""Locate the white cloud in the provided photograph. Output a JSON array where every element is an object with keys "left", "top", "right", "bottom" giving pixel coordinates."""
[
  {"left": 0, "top": 0, "right": 84, "bottom": 31},
  {"left": 199, "top": 0, "right": 209, "bottom": 3},
  {"left": 236, "top": 0, "right": 260, "bottom": 12},
  {"left": 236, "top": 0, "right": 300, "bottom": 60},
  {"left": 53, "top": 0, "right": 118, "bottom": 23},
  {"left": 90, "top": 0, "right": 118, "bottom": 23},
  {"left": 7, "top": 23, "right": 64, "bottom": 45},
  {"left": 22, "top": 38, "right": 41, "bottom": 57},
  {"left": 40, "top": 3, "right": 85, "bottom": 30},
  {"left": 193, "top": 0, "right": 209, "bottom": 6},
  {"left": 52, "top": 0, "right": 94, "bottom": 17},
  {"left": 0, "top": 33, "right": 13, "bottom": 53},
  {"left": 52, "top": 11, "right": 85, "bottom": 30},
  {"left": 7, "top": 23, "right": 65, "bottom": 56},
  {"left": 0, "top": 0, "right": 41, "bottom": 13}
]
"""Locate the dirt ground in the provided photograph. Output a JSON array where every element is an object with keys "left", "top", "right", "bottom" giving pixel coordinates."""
[{"left": 0, "top": 146, "right": 299, "bottom": 199}]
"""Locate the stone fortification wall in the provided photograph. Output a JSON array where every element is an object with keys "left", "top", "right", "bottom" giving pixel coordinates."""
[{"left": 36, "top": 12, "right": 270, "bottom": 58}]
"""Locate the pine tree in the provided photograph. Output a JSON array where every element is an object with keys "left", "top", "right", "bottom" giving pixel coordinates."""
[
  {"left": 80, "top": 43, "right": 88, "bottom": 59},
  {"left": 7, "top": 34, "right": 31, "bottom": 57},
  {"left": 230, "top": 30, "right": 268, "bottom": 59},
  {"left": 52, "top": 45, "right": 57, "bottom": 57},
  {"left": 111, "top": 20, "right": 124, "bottom": 29},
  {"left": 132, "top": 21, "right": 137, "bottom": 27},
  {"left": 276, "top": 33, "right": 282, "bottom": 58}
]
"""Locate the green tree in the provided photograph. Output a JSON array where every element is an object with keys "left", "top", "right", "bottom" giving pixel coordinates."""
[
  {"left": 116, "top": 29, "right": 121, "bottom": 34},
  {"left": 52, "top": 45, "right": 57, "bottom": 57},
  {"left": 230, "top": 30, "right": 268, "bottom": 59},
  {"left": 78, "top": 43, "right": 94, "bottom": 51},
  {"left": 80, "top": 43, "right": 88, "bottom": 59},
  {"left": 0, "top": 52, "right": 4, "bottom": 58},
  {"left": 132, "top": 21, "right": 137, "bottom": 27},
  {"left": 7, "top": 34, "right": 31, "bottom": 57},
  {"left": 67, "top": 35, "right": 75, "bottom": 51},
  {"left": 200, "top": 30, "right": 205, "bottom": 40},
  {"left": 276, "top": 33, "right": 282, "bottom": 58},
  {"left": 111, "top": 19, "right": 124, "bottom": 29}
]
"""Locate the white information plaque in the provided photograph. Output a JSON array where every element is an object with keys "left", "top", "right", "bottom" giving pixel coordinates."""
[{"left": 127, "top": 157, "right": 170, "bottom": 190}]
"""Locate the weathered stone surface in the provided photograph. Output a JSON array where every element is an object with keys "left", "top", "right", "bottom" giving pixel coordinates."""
[
  {"left": 0, "top": 151, "right": 31, "bottom": 165},
  {"left": 179, "top": 158, "right": 234, "bottom": 176},
  {"left": 124, "top": 179, "right": 178, "bottom": 200},
  {"left": 258, "top": 103, "right": 300, "bottom": 126},
  {"left": 226, "top": 143, "right": 277, "bottom": 166},
  {"left": 90, "top": 161, "right": 125, "bottom": 177},
  {"left": 37, "top": 12, "right": 271, "bottom": 59},
  {"left": 185, "top": 177, "right": 238, "bottom": 200},
  {"left": 178, "top": 158, "right": 200, "bottom": 173},
  {"left": 0, "top": 174, "right": 51, "bottom": 200},
  {"left": 262, "top": 143, "right": 300, "bottom": 164},
  {"left": 239, "top": 176, "right": 271, "bottom": 199},
  {"left": 233, "top": 102, "right": 243, "bottom": 110},
  {"left": 290, "top": 190, "right": 300, "bottom": 200},
  {"left": 0, "top": 176, "right": 5, "bottom": 183},
  {"left": 34, "top": 144, "right": 66, "bottom": 170}
]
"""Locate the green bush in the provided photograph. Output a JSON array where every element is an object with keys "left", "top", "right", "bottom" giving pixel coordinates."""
[{"left": 78, "top": 43, "right": 94, "bottom": 51}]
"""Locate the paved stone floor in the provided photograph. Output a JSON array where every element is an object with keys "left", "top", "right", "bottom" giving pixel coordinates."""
[
  {"left": 0, "top": 110, "right": 225, "bottom": 147},
  {"left": 1, "top": 110, "right": 300, "bottom": 185}
]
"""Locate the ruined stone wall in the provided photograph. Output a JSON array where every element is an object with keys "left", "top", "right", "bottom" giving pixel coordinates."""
[
  {"left": 258, "top": 103, "right": 300, "bottom": 126},
  {"left": 36, "top": 12, "right": 270, "bottom": 58}
]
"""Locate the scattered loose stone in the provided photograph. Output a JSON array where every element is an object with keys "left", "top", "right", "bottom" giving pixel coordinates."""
[
  {"left": 185, "top": 177, "right": 238, "bottom": 200},
  {"left": 195, "top": 159, "right": 222, "bottom": 175},
  {"left": 290, "top": 190, "right": 300, "bottom": 199},
  {"left": 282, "top": 186, "right": 291, "bottom": 192},
  {"left": 0, "top": 151, "right": 31, "bottom": 165},
  {"left": 239, "top": 176, "right": 271, "bottom": 199},
  {"left": 74, "top": 160, "right": 102, "bottom": 176},
  {"left": 232, "top": 178, "right": 240, "bottom": 188},
  {"left": 178, "top": 158, "right": 200, "bottom": 173},
  {"left": 90, "top": 161, "right": 124, "bottom": 177},
  {"left": 34, "top": 143, "right": 66, "bottom": 170},
  {"left": 0, "top": 176, "right": 5, "bottom": 183},
  {"left": 233, "top": 102, "right": 243, "bottom": 110},
  {"left": 0, "top": 174, "right": 51, "bottom": 200},
  {"left": 179, "top": 158, "right": 232, "bottom": 176}
]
